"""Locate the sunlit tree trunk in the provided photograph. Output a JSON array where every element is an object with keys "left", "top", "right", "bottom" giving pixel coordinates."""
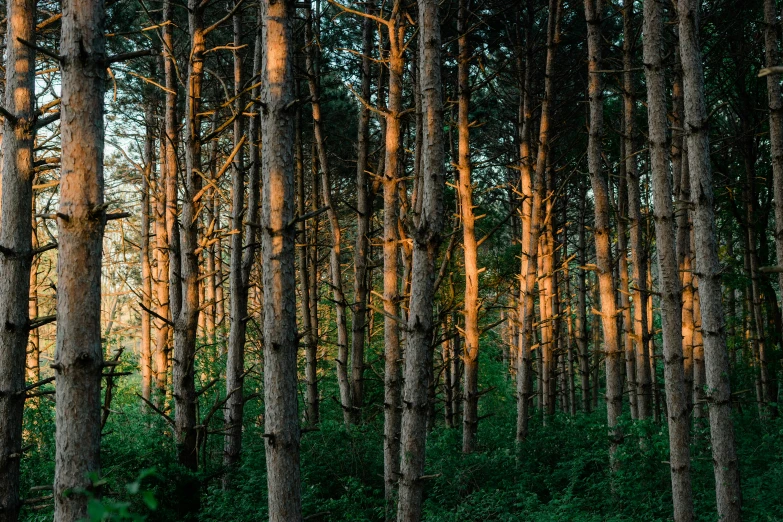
[
  {"left": 54, "top": 0, "right": 107, "bottom": 518},
  {"left": 381, "top": 3, "right": 405, "bottom": 517},
  {"left": 261, "top": 1, "right": 303, "bottom": 519},
  {"left": 397, "top": 0, "right": 446, "bottom": 518},
  {"left": 517, "top": 0, "right": 560, "bottom": 441},
  {"left": 0, "top": 0, "right": 35, "bottom": 517},
  {"left": 159, "top": 0, "right": 179, "bottom": 398},
  {"left": 173, "top": 0, "right": 205, "bottom": 474},
  {"left": 677, "top": 0, "right": 742, "bottom": 517},
  {"left": 457, "top": 0, "right": 480, "bottom": 454},
  {"left": 141, "top": 103, "right": 155, "bottom": 402},
  {"left": 585, "top": 0, "right": 623, "bottom": 469},
  {"left": 642, "top": 0, "right": 693, "bottom": 517},
  {"left": 623, "top": 0, "right": 651, "bottom": 419}
]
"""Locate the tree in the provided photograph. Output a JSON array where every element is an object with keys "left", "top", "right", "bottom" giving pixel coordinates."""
[
  {"left": 0, "top": 0, "right": 36, "bottom": 517},
  {"left": 677, "top": 0, "right": 742, "bottom": 518},
  {"left": 584, "top": 0, "right": 623, "bottom": 468},
  {"left": 643, "top": 0, "right": 693, "bottom": 517},
  {"left": 54, "top": 0, "right": 108, "bottom": 518},
  {"left": 396, "top": 0, "right": 446, "bottom": 518},
  {"left": 260, "top": 0, "right": 303, "bottom": 519}
]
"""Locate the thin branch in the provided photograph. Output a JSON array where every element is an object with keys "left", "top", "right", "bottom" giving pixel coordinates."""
[
  {"left": 17, "top": 37, "right": 60, "bottom": 62},
  {"left": 325, "top": 0, "right": 390, "bottom": 27},
  {"left": 136, "top": 393, "right": 175, "bottom": 426}
]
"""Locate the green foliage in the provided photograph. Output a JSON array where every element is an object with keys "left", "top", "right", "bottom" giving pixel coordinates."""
[{"left": 19, "top": 331, "right": 783, "bottom": 521}]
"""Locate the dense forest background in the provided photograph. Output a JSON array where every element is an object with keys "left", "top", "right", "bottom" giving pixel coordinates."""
[{"left": 1, "top": 0, "right": 783, "bottom": 520}]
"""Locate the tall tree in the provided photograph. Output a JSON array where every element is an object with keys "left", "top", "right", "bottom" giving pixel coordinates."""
[
  {"left": 54, "top": 0, "right": 107, "bottom": 518},
  {"left": 260, "top": 0, "right": 303, "bottom": 519},
  {"left": 225, "top": 0, "right": 263, "bottom": 475},
  {"left": 584, "top": 0, "right": 623, "bottom": 468},
  {"left": 643, "top": 0, "right": 693, "bottom": 517},
  {"left": 0, "top": 0, "right": 36, "bottom": 517},
  {"left": 396, "top": 0, "right": 446, "bottom": 519},
  {"left": 677, "top": 0, "right": 742, "bottom": 518},
  {"left": 457, "top": 0, "right": 480, "bottom": 454}
]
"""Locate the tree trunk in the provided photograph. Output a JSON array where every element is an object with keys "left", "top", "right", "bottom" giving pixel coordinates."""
[
  {"left": 173, "top": 0, "right": 205, "bottom": 474},
  {"left": 141, "top": 103, "right": 155, "bottom": 402},
  {"left": 585, "top": 0, "right": 623, "bottom": 469},
  {"left": 382, "top": 4, "right": 405, "bottom": 517},
  {"left": 261, "top": 1, "right": 303, "bottom": 519},
  {"left": 351, "top": 6, "right": 374, "bottom": 423},
  {"left": 577, "top": 178, "right": 590, "bottom": 412},
  {"left": 457, "top": 0, "right": 480, "bottom": 454},
  {"left": 304, "top": 4, "right": 353, "bottom": 424},
  {"left": 225, "top": 0, "right": 262, "bottom": 476},
  {"left": 623, "top": 0, "right": 652, "bottom": 419},
  {"left": 54, "top": 0, "right": 107, "bottom": 518},
  {"left": 642, "top": 0, "right": 694, "bottom": 516},
  {"left": 677, "top": 0, "right": 742, "bottom": 517},
  {"left": 397, "top": 0, "right": 446, "bottom": 518},
  {"left": 763, "top": 0, "right": 783, "bottom": 414},
  {"left": 0, "top": 0, "right": 35, "bottom": 517},
  {"left": 517, "top": 0, "right": 560, "bottom": 441},
  {"left": 297, "top": 96, "right": 319, "bottom": 427}
]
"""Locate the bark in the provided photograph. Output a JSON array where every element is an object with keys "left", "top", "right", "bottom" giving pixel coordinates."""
[
  {"left": 0, "top": 0, "right": 35, "bottom": 517},
  {"left": 517, "top": 0, "right": 560, "bottom": 441},
  {"left": 515, "top": 1, "right": 535, "bottom": 436},
  {"left": 577, "top": 179, "right": 590, "bottom": 412},
  {"left": 396, "top": 0, "right": 446, "bottom": 519},
  {"left": 382, "top": 3, "right": 405, "bottom": 517},
  {"left": 54, "top": 0, "right": 107, "bottom": 518},
  {"left": 261, "top": 1, "right": 303, "bottom": 519},
  {"left": 141, "top": 103, "right": 155, "bottom": 402},
  {"left": 677, "top": 0, "right": 742, "bottom": 518},
  {"left": 763, "top": 0, "right": 783, "bottom": 412},
  {"left": 305, "top": 5, "right": 353, "bottom": 424},
  {"left": 351, "top": 7, "right": 374, "bottom": 422},
  {"left": 642, "top": 0, "right": 694, "bottom": 516},
  {"left": 158, "top": 0, "right": 178, "bottom": 397},
  {"left": 617, "top": 136, "right": 638, "bottom": 420},
  {"left": 623, "top": 0, "right": 652, "bottom": 419},
  {"left": 585, "top": 0, "right": 623, "bottom": 468},
  {"left": 297, "top": 98, "right": 319, "bottom": 426},
  {"left": 225, "top": 0, "right": 263, "bottom": 475},
  {"left": 173, "top": 0, "right": 205, "bottom": 474},
  {"left": 457, "top": 0, "right": 480, "bottom": 454}
]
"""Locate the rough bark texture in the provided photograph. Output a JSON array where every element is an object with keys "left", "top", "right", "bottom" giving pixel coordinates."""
[
  {"left": 643, "top": 0, "right": 694, "bottom": 518},
  {"left": 54, "top": 0, "right": 107, "bottom": 518},
  {"left": 584, "top": 0, "right": 623, "bottom": 469},
  {"left": 382, "top": 4, "right": 404, "bottom": 516},
  {"left": 677, "top": 0, "right": 742, "bottom": 518},
  {"left": 261, "top": 1, "right": 303, "bottom": 519},
  {"left": 396, "top": 0, "right": 445, "bottom": 519},
  {"left": 172, "top": 0, "right": 205, "bottom": 476},
  {"left": 0, "top": 0, "right": 35, "bottom": 517},
  {"left": 458, "top": 0, "right": 480, "bottom": 454},
  {"left": 141, "top": 104, "right": 155, "bottom": 402}
]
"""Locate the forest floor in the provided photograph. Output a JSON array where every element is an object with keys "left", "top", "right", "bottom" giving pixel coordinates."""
[{"left": 18, "top": 343, "right": 783, "bottom": 521}]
